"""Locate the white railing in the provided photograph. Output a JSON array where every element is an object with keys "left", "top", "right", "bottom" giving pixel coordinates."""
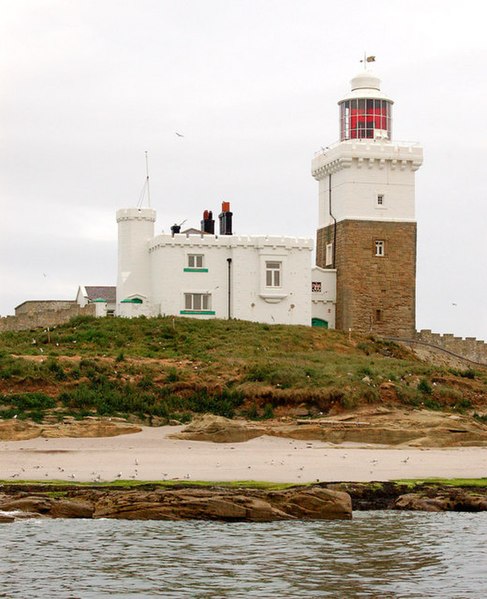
[{"left": 313, "top": 139, "right": 421, "bottom": 157}]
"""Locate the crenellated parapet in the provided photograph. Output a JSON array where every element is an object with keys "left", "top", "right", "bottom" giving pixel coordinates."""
[
  {"left": 415, "top": 330, "right": 487, "bottom": 366},
  {"left": 312, "top": 140, "right": 423, "bottom": 180}
]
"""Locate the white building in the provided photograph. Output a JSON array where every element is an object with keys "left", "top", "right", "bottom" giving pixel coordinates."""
[
  {"left": 116, "top": 203, "right": 335, "bottom": 326},
  {"left": 76, "top": 285, "right": 116, "bottom": 317},
  {"left": 113, "top": 65, "right": 420, "bottom": 332}
]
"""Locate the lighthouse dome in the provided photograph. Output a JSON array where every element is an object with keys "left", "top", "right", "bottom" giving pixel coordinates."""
[{"left": 339, "top": 71, "right": 393, "bottom": 103}]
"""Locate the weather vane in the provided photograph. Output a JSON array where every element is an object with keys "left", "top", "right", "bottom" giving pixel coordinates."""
[{"left": 360, "top": 53, "right": 376, "bottom": 69}]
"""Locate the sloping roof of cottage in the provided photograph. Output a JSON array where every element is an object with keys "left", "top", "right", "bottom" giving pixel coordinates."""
[{"left": 83, "top": 286, "right": 116, "bottom": 303}]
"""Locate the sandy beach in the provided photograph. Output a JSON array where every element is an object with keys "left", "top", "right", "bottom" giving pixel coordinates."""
[{"left": 1, "top": 425, "right": 486, "bottom": 483}]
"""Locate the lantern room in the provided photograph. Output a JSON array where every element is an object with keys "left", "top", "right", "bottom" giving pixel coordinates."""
[{"left": 338, "top": 72, "right": 393, "bottom": 141}]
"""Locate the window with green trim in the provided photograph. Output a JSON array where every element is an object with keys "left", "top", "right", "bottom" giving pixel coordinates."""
[
  {"left": 184, "top": 293, "right": 211, "bottom": 311},
  {"left": 188, "top": 254, "right": 204, "bottom": 268}
]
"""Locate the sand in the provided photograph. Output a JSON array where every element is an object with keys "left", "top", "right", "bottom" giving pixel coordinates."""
[{"left": 1, "top": 425, "right": 486, "bottom": 483}]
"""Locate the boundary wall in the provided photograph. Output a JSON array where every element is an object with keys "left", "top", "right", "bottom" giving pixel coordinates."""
[
  {"left": 0, "top": 304, "right": 96, "bottom": 333},
  {"left": 386, "top": 330, "right": 487, "bottom": 367}
]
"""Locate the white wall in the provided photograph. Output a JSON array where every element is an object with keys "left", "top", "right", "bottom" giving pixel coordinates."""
[
  {"left": 75, "top": 286, "right": 87, "bottom": 307},
  {"left": 313, "top": 140, "right": 423, "bottom": 228},
  {"left": 311, "top": 266, "right": 336, "bottom": 328},
  {"left": 116, "top": 208, "right": 156, "bottom": 314},
  {"left": 147, "top": 233, "right": 313, "bottom": 325}
]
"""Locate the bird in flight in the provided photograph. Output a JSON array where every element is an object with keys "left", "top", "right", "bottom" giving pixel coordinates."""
[{"left": 175, "top": 132, "right": 184, "bottom": 137}]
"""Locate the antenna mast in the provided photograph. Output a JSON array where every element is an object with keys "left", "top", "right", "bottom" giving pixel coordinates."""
[{"left": 145, "top": 150, "right": 151, "bottom": 207}]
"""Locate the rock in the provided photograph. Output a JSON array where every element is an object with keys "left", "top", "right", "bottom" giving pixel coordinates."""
[
  {"left": 170, "top": 415, "right": 266, "bottom": 443},
  {"left": 393, "top": 493, "right": 447, "bottom": 512},
  {"left": 0, "top": 496, "right": 54, "bottom": 515},
  {"left": 271, "top": 487, "right": 353, "bottom": 520},
  {"left": 92, "top": 486, "right": 352, "bottom": 521},
  {"left": 49, "top": 499, "right": 94, "bottom": 518},
  {"left": 0, "top": 418, "right": 141, "bottom": 441},
  {"left": 0, "top": 420, "right": 41, "bottom": 441},
  {"left": 41, "top": 420, "right": 141, "bottom": 438},
  {"left": 393, "top": 489, "right": 487, "bottom": 512},
  {"left": 287, "top": 405, "right": 311, "bottom": 417},
  {"left": 0, "top": 495, "right": 94, "bottom": 518},
  {"left": 0, "top": 514, "right": 15, "bottom": 523}
]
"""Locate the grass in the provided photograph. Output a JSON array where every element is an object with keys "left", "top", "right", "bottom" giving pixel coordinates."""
[
  {"left": 3, "top": 478, "right": 486, "bottom": 490},
  {"left": 0, "top": 316, "right": 486, "bottom": 422},
  {"left": 0, "top": 479, "right": 301, "bottom": 491},
  {"left": 393, "top": 478, "right": 487, "bottom": 488}
]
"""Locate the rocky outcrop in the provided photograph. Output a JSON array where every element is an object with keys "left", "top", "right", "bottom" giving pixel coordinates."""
[
  {"left": 393, "top": 489, "right": 487, "bottom": 512},
  {"left": 93, "top": 486, "right": 352, "bottom": 521},
  {"left": 170, "top": 410, "right": 487, "bottom": 447},
  {"left": 0, "top": 418, "right": 141, "bottom": 441},
  {"left": 0, "top": 514, "right": 15, "bottom": 523},
  {"left": 0, "top": 420, "right": 41, "bottom": 441},
  {"left": 0, "top": 495, "right": 94, "bottom": 518},
  {"left": 0, "top": 485, "right": 352, "bottom": 522},
  {"left": 170, "top": 415, "right": 266, "bottom": 443}
]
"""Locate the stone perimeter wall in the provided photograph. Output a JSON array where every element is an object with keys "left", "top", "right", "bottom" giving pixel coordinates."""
[
  {"left": 413, "top": 330, "right": 487, "bottom": 366},
  {"left": 0, "top": 304, "right": 96, "bottom": 333}
]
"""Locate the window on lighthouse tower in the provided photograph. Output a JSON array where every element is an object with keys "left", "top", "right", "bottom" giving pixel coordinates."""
[{"left": 375, "top": 240, "right": 385, "bottom": 257}]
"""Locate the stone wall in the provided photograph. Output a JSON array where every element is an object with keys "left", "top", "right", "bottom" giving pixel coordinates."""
[
  {"left": 317, "top": 220, "right": 416, "bottom": 337},
  {"left": 414, "top": 330, "right": 487, "bottom": 366},
  {"left": 15, "top": 300, "right": 77, "bottom": 316},
  {"left": 0, "top": 303, "right": 96, "bottom": 333}
]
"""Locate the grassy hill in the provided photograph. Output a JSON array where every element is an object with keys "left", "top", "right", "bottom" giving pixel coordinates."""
[{"left": 0, "top": 316, "right": 486, "bottom": 424}]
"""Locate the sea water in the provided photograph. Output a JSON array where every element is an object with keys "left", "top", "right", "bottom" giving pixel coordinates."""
[{"left": 1, "top": 511, "right": 486, "bottom": 598}]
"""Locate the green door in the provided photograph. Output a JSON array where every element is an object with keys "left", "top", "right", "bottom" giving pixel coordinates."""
[{"left": 312, "top": 318, "right": 328, "bottom": 328}]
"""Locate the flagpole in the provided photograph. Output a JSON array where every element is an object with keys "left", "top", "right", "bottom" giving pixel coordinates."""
[{"left": 145, "top": 151, "right": 151, "bottom": 208}]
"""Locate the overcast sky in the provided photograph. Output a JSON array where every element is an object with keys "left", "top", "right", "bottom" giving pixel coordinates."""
[{"left": 1, "top": 0, "right": 486, "bottom": 340}]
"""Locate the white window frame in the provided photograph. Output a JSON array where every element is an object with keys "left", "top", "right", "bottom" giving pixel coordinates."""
[
  {"left": 377, "top": 194, "right": 384, "bottom": 206},
  {"left": 187, "top": 254, "right": 204, "bottom": 269},
  {"left": 265, "top": 261, "right": 282, "bottom": 288},
  {"left": 325, "top": 243, "right": 333, "bottom": 266},
  {"left": 184, "top": 293, "right": 211, "bottom": 311},
  {"left": 375, "top": 240, "right": 385, "bottom": 257}
]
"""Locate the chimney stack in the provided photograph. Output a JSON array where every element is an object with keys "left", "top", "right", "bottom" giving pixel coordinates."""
[
  {"left": 201, "top": 209, "right": 215, "bottom": 234},
  {"left": 170, "top": 223, "right": 181, "bottom": 236},
  {"left": 219, "top": 201, "right": 233, "bottom": 235}
]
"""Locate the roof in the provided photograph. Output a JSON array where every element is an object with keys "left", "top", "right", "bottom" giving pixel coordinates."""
[
  {"left": 181, "top": 227, "right": 206, "bottom": 235},
  {"left": 83, "top": 286, "right": 116, "bottom": 303}
]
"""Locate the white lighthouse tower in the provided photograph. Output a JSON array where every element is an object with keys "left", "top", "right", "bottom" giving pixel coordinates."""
[
  {"left": 116, "top": 207, "right": 156, "bottom": 316},
  {"left": 312, "top": 66, "right": 423, "bottom": 336}
]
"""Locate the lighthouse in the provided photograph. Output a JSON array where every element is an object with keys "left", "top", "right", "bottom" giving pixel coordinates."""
[{"left": 312, "top": 67, "right": 423, "bottom": 337}]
